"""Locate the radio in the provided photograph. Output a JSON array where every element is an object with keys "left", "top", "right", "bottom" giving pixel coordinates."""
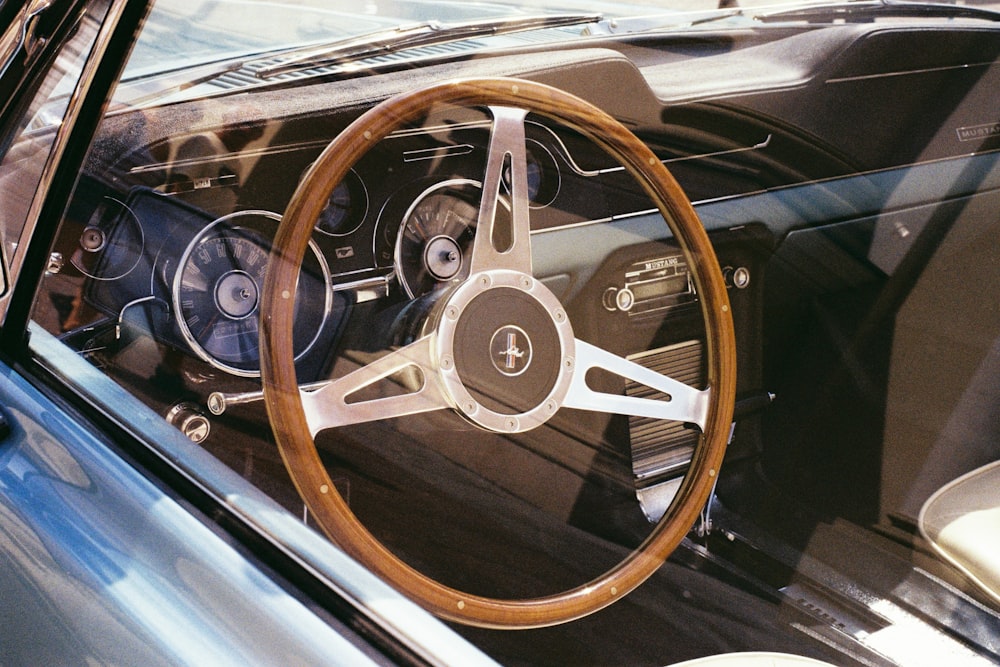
[{"left": 602, "top": 254, "right": 697, "bottom": 315}]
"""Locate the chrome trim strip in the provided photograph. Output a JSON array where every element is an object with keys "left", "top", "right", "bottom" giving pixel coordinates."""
[
  {"left": 385, "top": 118, "right": 491, "bottom": 139},
  {"left": 402, "top": 143, "right": 475, "bottom": 162},
  {"left": 127, "top": 139, "right": 331, "bottom": 174},
  {"left": 583, "top": 134, "right": 773, "bottom": 176},
  {"left": 0, "top": 0, "right": 52, "bottom": 81},
  {"left": 826, "top": 61, "right": 996, "bottom": 84},
  {"left": 665, "top": 134, "right": 773, "bottom": 164}
]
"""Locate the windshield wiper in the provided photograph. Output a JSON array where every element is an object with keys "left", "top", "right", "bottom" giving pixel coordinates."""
[
  {"left": 252, "top": 13, "right": 602, "bottom": 79},
  {"left": 754, "top": 0, "right": 1000, "bottom": 23}
]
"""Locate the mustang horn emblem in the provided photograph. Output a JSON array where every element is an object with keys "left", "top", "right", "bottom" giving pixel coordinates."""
[{"left": 490, "top": 325, "right": 532, "bottom": 376}]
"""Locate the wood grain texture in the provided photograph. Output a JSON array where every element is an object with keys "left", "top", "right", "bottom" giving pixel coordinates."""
[{"left": 260, "top": 77, "right": 736, "bottom": 628}]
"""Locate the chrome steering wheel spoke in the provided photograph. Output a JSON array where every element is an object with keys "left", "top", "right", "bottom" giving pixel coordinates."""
[
  {"left": 301, "top": 334, "right": 450, "bottom": 436},
  {"left": 468, "top": 105, "right": 533, "bottom": 276},
  {"left": 564, "top": 339, "right": 710, "bottom": 431}
]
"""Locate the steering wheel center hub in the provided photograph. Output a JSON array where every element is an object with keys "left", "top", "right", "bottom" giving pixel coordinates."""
[{"left": 435, "top": 270, "right": 575, "bottom": 432}]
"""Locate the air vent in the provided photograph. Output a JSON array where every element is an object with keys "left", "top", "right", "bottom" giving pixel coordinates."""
[
  {"left": 626, "top": 340, "right": 705, "bottom": 484},
  {"left": 208, "top": 40, "right": 485, "bottom": 92}
]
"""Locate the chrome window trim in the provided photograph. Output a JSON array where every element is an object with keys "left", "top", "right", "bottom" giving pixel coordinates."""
[{"left": 0, "top": 0, "right": 53, "bottom": 82}]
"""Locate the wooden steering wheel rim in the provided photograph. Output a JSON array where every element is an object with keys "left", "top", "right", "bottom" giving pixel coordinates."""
[{"left": 260, "top": 78, "right": 736, "bottom": 629}]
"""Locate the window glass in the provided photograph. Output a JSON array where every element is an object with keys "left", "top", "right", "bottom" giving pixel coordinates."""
[
  {"left": 0, "top": 8, "right": 104, "bottom": 302},
  {"left": 27, "top": 0, "right": 699, "bottom": 595}
]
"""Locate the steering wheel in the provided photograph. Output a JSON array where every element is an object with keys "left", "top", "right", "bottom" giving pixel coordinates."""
[{"left": 260, "top": 78, "right": 736, "bottom": 628}]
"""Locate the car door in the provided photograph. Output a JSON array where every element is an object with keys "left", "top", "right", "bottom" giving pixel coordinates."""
[{"left": 0, "top": 2, "right": 498, "bottom": 664}]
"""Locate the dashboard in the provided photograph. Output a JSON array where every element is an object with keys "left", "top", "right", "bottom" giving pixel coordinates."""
[
  {"left": 38, "top": 20, "right": 1000, "bottom": 526},
  {"left": 44, "top": 86, "right": 770, "bottom": 529}
]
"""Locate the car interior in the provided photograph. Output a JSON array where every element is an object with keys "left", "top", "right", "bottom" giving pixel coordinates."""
[{"left": 12, "top": 2, "right": 1000, "bottom": 664}]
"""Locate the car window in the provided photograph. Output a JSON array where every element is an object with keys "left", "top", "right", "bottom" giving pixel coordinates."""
[
  {"left": 0, "top": 6, "right": 104, "bottom": 306},
  {"left": 26, "top": 0, "right": 729, "bottom": 628}
]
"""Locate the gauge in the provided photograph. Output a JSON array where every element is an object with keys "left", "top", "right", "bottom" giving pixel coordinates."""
[
  {"left": 502, "top": 138, "right": 561, "bottom": 208},
  {"left": 172, "top": 210, "right": 332, "bottom": 377},
  {"left": 314, "top": 168, "right": 368, "bottom": 236},
  {"left": 395, "top": 180, "right": 495, "bottom": 299},
  {"left": 71, "top": 196, "right": 144, "bottom": 281}
]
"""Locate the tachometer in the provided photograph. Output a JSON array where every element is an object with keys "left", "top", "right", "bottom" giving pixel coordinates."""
[
  {"left": 172, "top": 210, "right": 331, "bottom": 377},
  {"left": 395, "top": 180, "right": 510, "bottom": 298}
]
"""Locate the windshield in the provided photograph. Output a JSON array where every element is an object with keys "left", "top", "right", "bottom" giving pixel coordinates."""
[
  {"left": 122, "top": 0, "right": 1000, "bottom": 93},
  {"left": 114, "top": 0, "right": 1000, "bottom": 108}
]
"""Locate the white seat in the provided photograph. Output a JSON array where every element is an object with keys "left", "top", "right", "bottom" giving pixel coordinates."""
[
  {"left": 667, "top": 652, "right": 837, "bottom": 666},
  {"left": 919, "top": 460, "right": 1000, "bottom": 606}
]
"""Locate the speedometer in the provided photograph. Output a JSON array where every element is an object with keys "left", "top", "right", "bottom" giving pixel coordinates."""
[{"left": 172, "top": 210, "right": 332, "bottom": 377}]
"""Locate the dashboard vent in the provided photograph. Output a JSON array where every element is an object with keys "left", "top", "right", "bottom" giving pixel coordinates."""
[
  {"left": 626, "top": 340, "right": 704, "bottom": 485},
  {"left": 209, "top": 40, "right": 485, "bottom": 91}
]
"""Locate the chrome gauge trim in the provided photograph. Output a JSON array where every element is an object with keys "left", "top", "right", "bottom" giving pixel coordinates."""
[
  {"left": 314, "top": 168, "right": 369, "bottom": 237},
  {"left": 393, "top": 178, "right": 483, "bottom": 299},
  {"left": 172, "top": 210, "right": 332, "bottom": 377},
  {"left": 522, "top": 138, "right": 561, "bottom": 209}
]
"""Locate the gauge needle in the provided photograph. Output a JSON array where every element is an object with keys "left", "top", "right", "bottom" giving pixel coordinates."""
[
  {"left": 409, "top": 211, "right": 431, "bottom": 240},
  {"left": 181, "top": 264, "right": 211, "bottom": 293},
  {"left": 197, "top": 312, "right": 220, "bottom": 341}
]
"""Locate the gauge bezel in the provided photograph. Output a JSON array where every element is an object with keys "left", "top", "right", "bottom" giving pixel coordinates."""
[
  {"left": 393, "top": 179, "right": 480, "bottom": 299},
  {"left": 172, "top": 210, "right": 332, "bottom": 377},
  {"left": 521, "top": 137, "right": 561, "bottom": 209},
  {"left": 312, "top": 168, "right": 369, "bottom": 237},
  {"left": 393, "top": 179, "right": 514, "bottom": 299}
]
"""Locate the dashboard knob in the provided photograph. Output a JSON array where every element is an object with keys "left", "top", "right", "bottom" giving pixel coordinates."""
[
  {"left": 732, "top": 266, "right": 751, "bottom": 289},
  {"left": 602, "top": 287, "right": 618, "bottom": 312},
  {"left": 602, "top": 286, "right": 637, "bottom": 312},
  {"left": 723, "top": 266, "right": 751, "bottom": 289},
  {"left": 615, "top": 287, "right": 636, "bottom": 312},
  {"left": 166, "top": 402, "right": 211, "bottom": 443}
]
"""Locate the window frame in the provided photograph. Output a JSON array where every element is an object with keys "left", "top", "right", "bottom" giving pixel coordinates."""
[{"left": 0, "top": 0, "right": 130, "bottom": 337}]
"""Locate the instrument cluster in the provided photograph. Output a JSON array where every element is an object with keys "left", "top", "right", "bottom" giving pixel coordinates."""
[{"left": 63, "top": 114, "right": 647, "bottom": 388}]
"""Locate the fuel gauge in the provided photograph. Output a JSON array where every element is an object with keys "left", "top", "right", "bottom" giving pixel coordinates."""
[
  {"left": 314, "top": 168, "right": 368, "bottom": 236},
  {"left": 71, "top": 196, "right": 144, "bottom": 281}
]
